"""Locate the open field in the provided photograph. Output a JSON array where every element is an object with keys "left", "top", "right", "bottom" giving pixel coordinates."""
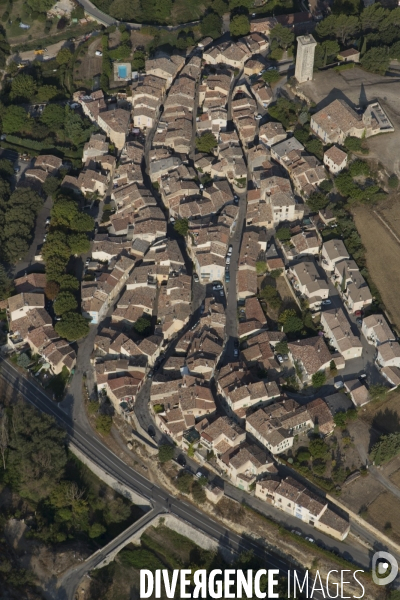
[
  {"left": 361, "top": 388, "right": 400, "bottom": 434},
  {"left": 352, "top": 205, "right": 400, "bottom": 331},
  {"left": 364, "top": 490, "right": 400, "bottom": 544}
]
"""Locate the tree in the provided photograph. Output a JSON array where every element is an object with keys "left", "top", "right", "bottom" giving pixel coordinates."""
[
  {"left": 0, "top": 265, "right": 13, "bottom": 300},
  {"left": 270, "top": 23, "right": 294, "bottom": 50},
  {"left": 370, "top": 432, "right": 400, "bottom": 465},
  {"left": 68, "top": 233, "right": 90, "bottom": 255},
  {"left": 361, "top": 46, "right": 390, "bottom": 75},
  {"left": 45, "top": 255, "right": 69, "bottom": 282},
  {"left": 200, "top": 12, "right": 222, "bottom": 39},
  {"left": 191, "top": 480, "right": 206, "bottom": 504},
  {"left": 70, "top": 212, "right": 94, "bottom": 232},
  {"left": 344, "top": 136, "right": 363, "bottom": 153},
  {"left": 55, "top": 312, "right": 90, "bottom": 341},
  {"left": 360, "top": 3, "right": 388, "bottom": 31},
  {"left": 2, "top": 106, "right": 29, "bottom": 134},
  {"left": 305, "top": 138, "right": 323, "bottom": 160},
  {"left": 36, "top": 85, "right": 59, "bottom": 102},
  {"left": 133, "top": 316, "right": 151, "bottom": 335},
  {"left": 41, "top": 104, "right": 65, "bottom": 130},
  {"left": 58, "top": 274, "right": 80, "bottom": 292},
  {"left": 262, "top": 69, "right": 280, "bottom": 84},
  {"left": 104, "top": 497, "right": 131, "bottom": 524},
  {"left": 0, "top": 159, "right": 15, "bottom": 180},
  {"left": 275, "top": 340, "right": 289, "bottom": 355},
  {"left": 312, "top": 370, "right": 326, "bottom": 388},
  {"left": 95, "top": 415, "right": 113, "bottom": 435},
  {"left": 307, "top": 191, "right": 329, "bottom": 212},
  {"left": 334, "top": 14, "right": 359, "bottom": 45},
  {"left": 309, "top": 437, "right": 329, "bottom": 458},
  {"left": 27, "top": 0, "right": 55, "bottom": 11},
  {"left": 42, "top": 230, "right": 71, "bottom": 261},
  {"left": 260, "top": 285, "right": 282, "bottom": 309},
  {"left": 53, "top": 291, "right": 78, "bottom": 315},
  {"left": 132, "top": 50, "right": 145, "bottom": 71},
  {"left": 369, "top": 384, "right": 387, "bottom": 402},
  {"left": 230, "top": 14, "right": 250, "bottom": 37},
  {"left": 175, "top": 471, "right": 192, "bottom": 494},
  {"left": 315, "top": 14, "right": 337, "bottom": 38},
  {"left": 212, "top": 0, "right": 228, "bottom": 16},
  {"left": 43, "top": 176, "right": 60, "bottom": 198},
  {"left": 196, "top": 131, "right": 218, "bottom": 154},
  {"left": 174, "top": 218, "right": 189, "bottom": 237},
  {"left": 56, "top": 47, "right": 72, "bottom": 65},
  {"left": 275, "top": 227, "right": 291, "bottom": 242},
  {"left": 10, "top": 74, "right": 37, "bottom": 102},
  {"left": 45, "top": 280, "right": 60, "bottom": 300},
  {"left": 158, "top": 445, "right": 174, "bottom": 463},
  {"left": 283, "top": 315, "right": 303, "bottom": 333}
]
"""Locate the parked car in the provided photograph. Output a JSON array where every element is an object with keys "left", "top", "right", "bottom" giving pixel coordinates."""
[
  {"left": 291, "top": 529, "right": 302, "bottom": 536},
  {"left": 226, "top": 256, "right": 231, "bottom": 265},
  {"left": 354, "top": 310, "right": 363, "bottom": 317},
  {"left": 195, "top": 471, "right": 202, "bottom": 479},
  {"left": 356, "top": 317, "right": 363, "bottom": 326},
  {"left": 219, "top": 289, "right": 224, "bottom": 297},
  {"left": 95, "top": 50, "right": 103, "bottom": 56},
  {"left": 85, "top": 257, "right": 91, "bottom": 266},
  {"left": 169, "top": 217, "right": 175, "bottom": 224},
  {"left": 234, "top": 348, "right": 239, "bottom": 357},
  {"left": 276, "top": 354, "right": 284, "bottom": 364},
  {"left": 321, "top": 299, "right": 332, "bottom": 306},
  {"left": 213, "top": 283, "right": 223, "bottom": 290},
  {"left": 227, "top": 245, "right": 233, "bottom": 255},
  {"left": 14, "top": 166, "right": 20, "bottom": 173},
  {"left": 225, "top": 272, "right": 230, "bottom": 283},
  {"left": 177, "top": 455, "right": 186, "bottom": 467},
  {"left": 305, "top": 537, "right": 315, "bottom": 543},
  {"left": 282, "top": 354, "right": 289, "bottom": 361},
  {"left": 255, "top": 114, "right": 262, "bottom": 120},
  {"left": 193, "top": 273, "right": 199, "bottom": 282},
  {"left": 45, "top": 217, "right": 51, "bottom": 225}
]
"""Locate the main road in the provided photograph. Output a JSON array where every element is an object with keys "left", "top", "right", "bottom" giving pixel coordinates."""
[{"left": 0, "top": 357, "right": 329, "bottom": 600}]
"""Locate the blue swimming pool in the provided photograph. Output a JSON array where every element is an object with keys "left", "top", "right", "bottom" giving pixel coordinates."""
[{"left": 118, "top": 65, "right": 127, "bottom": 78}]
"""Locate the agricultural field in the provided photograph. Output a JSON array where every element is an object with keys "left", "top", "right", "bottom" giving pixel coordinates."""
[{"left": 353, "top": 204, "right": 400, "bottom": 331}]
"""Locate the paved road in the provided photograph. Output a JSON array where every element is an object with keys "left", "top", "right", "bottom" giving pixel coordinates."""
[{"left": 0, "top": 357, "right": 328, "bottom": 600}]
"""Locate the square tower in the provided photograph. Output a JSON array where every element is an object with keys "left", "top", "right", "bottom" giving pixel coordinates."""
[{"left": 295, "top": 35, "right": 317, "bottom": 83}]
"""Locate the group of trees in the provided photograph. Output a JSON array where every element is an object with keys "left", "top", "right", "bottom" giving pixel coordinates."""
[
  {"left": 0, "top": 174, "right": 43, "bottom": 264},
  {"left": 268, "top": 97, "right": 303, "bottom": 130},
  {"left": 42, "top": 192, "right": 93, "bottom": 341},
  {"left": 1, "top": 402, "right": 133, "bottom": 545},
  {"left": 370, "top": 431, "right": 400, "bottom": 465},
  {"left": 315, "top": 4, "right": 400, "bottom": 74},
  {"left": 8, "top": 73, "right": 60, "bottom": 104},
  {"left": 174, "top": 470, "right": 207, "bottom": 504},
  {"left": 195, "top": 131, "right": 218, "bottom": 154}
]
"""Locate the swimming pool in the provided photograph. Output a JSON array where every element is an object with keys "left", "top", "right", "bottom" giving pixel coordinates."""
[{"left": 118, "top": 64, "right": 127, "bottom": 78}]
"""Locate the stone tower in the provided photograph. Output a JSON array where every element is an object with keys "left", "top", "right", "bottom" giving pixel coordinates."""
[{"left": 295, "top": 34, "right": 317, "bottom": 83}]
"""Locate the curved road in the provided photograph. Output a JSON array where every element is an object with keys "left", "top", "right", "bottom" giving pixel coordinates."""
[{"left": 0, "top": 358, "right": 320, "bottom": 600}]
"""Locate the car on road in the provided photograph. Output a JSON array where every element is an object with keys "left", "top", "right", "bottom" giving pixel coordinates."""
[
  {"left": 219, "top": 289, "right": 224, "bottom": 297},
  {"left": 227, "top": 245, "right": 233, "bottom": 255},
  {"left": 255, "top": 114, "right": 262, "bottom": 120},
  {"left": 95, "top": 50, "right": 103, "bottom": 56},
  {"left": 276, "top": 354, "right": 284, "bottom": 364},
  {"left": 213, "top": 283, "right": 223, "bottom": 290},
  {"left": 321, "top": 299, "right": 332, "bottom": 306},
  {"left": 193, "top": 273, "right": 199, "bottom": 282},
  {"left": 234, "top": 348, "right": 239, "bottom": 357},
  {"left": 177, "top": 455, "right": 186, "bottom": 467},
  {"left": 226, "top": 256, "right": 231, "bottom": 265}
]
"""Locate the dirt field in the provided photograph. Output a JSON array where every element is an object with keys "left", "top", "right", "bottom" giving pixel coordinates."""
[
  {"left": 365, "top": 490, "right": 400, "bottom": 543},
  {"left": 352, "top": 205, "right": 400, "bottom": 330}
]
